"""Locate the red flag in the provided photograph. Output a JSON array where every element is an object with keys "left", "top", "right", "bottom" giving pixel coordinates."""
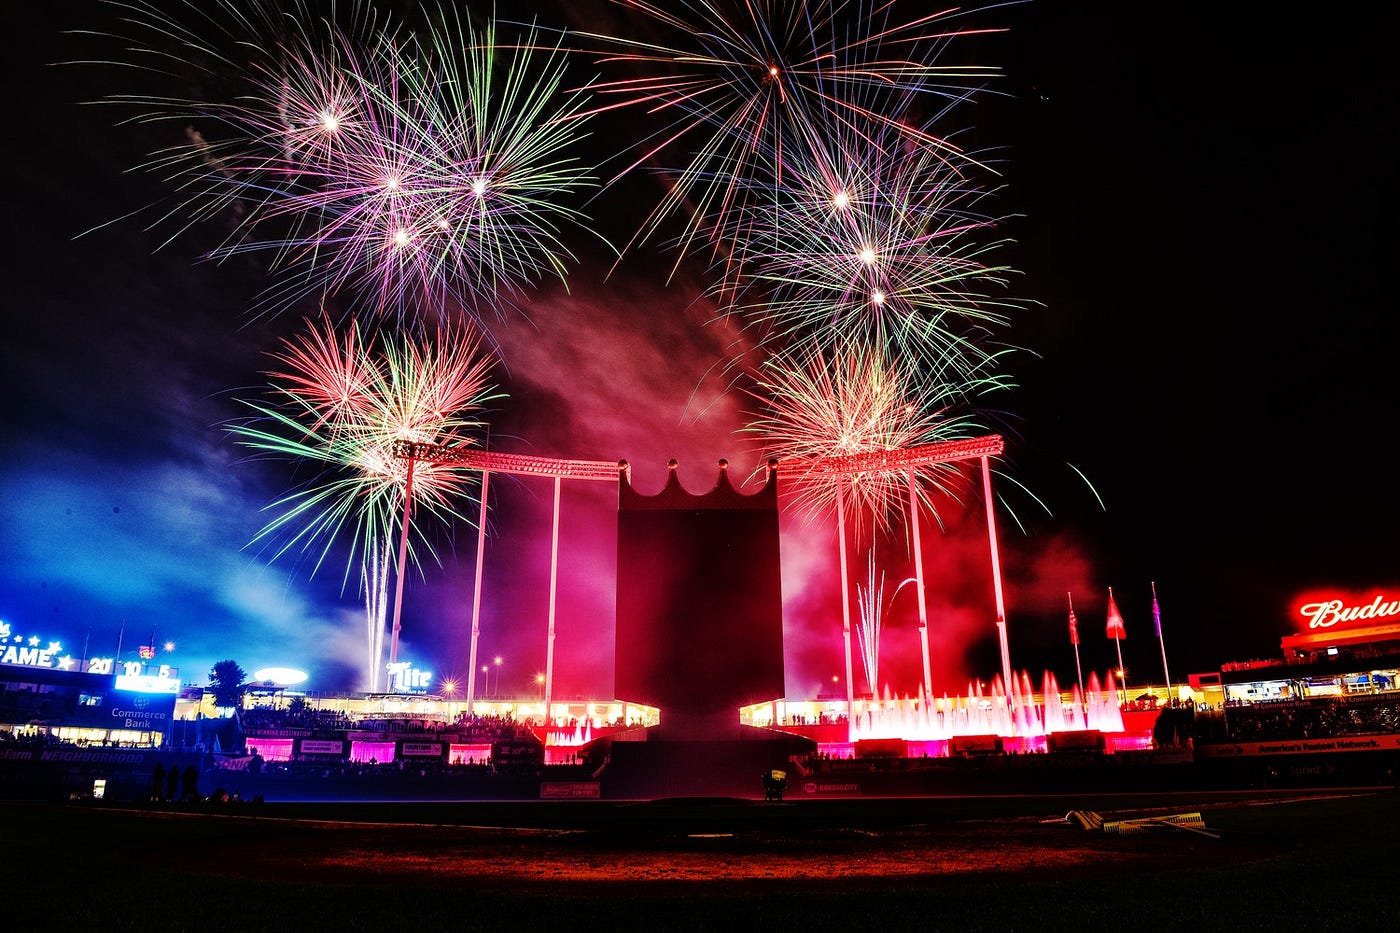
[
  {"left": 1152, "top": 583, "right": 1163, "bottom": 638},
  {"left": 1067, "top": 593, "right": 1080, "bottom": 645},
  {"left": 1106, "top": 587, "right": 1126, "bottom": 640}
]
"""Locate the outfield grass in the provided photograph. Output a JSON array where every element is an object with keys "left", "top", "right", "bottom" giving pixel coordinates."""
[{"left": 9, "top": 789, "right": 1397, "bottom": 931}]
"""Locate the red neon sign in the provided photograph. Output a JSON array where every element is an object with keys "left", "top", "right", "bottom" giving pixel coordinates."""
[{"left": 1294, "top": 588, "right": 1400, "bottom": 632}]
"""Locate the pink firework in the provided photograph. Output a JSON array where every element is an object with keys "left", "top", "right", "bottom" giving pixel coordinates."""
[
  {"left": 88, "top": 3, "right": 600, "bottom": 326},
  {"left": 230, "top": 313, "right": 501, "bottom": 586},
  {"left": 229, "top": 313, "right": 502, "bottom": 690},
  {"left": 712, "top": 112, "right": 1019, "bottom": 380},
  {"left": 746, "top": 338, "right": 1001, "bottom": 533}
]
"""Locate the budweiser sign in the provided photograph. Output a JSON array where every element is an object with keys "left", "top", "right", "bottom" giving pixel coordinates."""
[{"left": 1299, "top": 593, "right": 1400, "bottom": 629}]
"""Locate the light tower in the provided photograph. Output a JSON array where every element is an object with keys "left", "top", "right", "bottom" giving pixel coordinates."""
[
  {"left": 391, "top": 441, "right": 621, "bottom": 716},
  {"left": 782, "top": 434, "right": 1008, "bottom": 723}
]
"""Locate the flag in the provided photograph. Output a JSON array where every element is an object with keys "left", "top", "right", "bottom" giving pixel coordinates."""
[
  {"left": 1152, "top": 582, "right": 1163, "bottom": 637},
  {"left": 1106, "top": 588, "right": 1126, "bottom": 640},
  {"left": 1067, "top": 593, "right": 1080, "bottom": 645}
]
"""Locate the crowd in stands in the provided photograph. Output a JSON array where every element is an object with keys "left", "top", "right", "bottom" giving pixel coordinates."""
[
  {"left": 239, "top": 706, "right": 355, "bottom": 733},
  {"left": 0, "top": 729, "right": 167, "bottom": 750},
  {"left": 0, "top": 729, "right": 70, "bottom": 746},
  {"left": 782, "top": 712, "right": 848, "bottom": 726},
  {"left": 239, "top": 706, "right": 547, "bottom": 745},
  {"left": 453, "top": 712, "right": 543, "bottom": 743},
  {"left": 1195, "top": 695, "right": 1400, "bottom": 742},
  {"left": 253, "top": 756, "right": 491, "bottom": 779}
]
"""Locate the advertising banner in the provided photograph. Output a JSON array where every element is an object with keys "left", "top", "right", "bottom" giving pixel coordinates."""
[
  {"left": 798, "top": 779, "right": 862, "bottom": 796},
  {"left": 540, "top": 782, "right": 600, "bottom": 798},
  {"left": 0, "top": 747, "right": 149, "bottom": 765},
  {"left": 1196, "top": 734, "right": 1400, "bottom": 758},
  {"left": 298, "top": 740, "right": 346, "bottom": 756},
  {"left": 400, "top": 742, "right": 443, "bottom": 757},
  {"left": 70, "top": 688, "right": 176, "bottom": 733}
]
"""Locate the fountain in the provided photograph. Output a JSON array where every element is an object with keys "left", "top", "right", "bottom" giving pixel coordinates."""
[
  {"left": 541, "top": 720, "right": 595, "bottom": 764},
  {"left": 544, "top": 721, "right": 595, "bottom": 747},
  {"left": 847, "top": 670, "right": 1126, "bottom": 751}
]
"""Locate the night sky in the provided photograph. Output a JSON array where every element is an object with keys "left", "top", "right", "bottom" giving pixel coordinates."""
[{"left": 3, "top": 1, "right": 1394, "bottom": 701}]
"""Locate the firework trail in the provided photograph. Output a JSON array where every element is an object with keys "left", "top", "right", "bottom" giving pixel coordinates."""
[
  {"left": 572, "top": 0, "right": 1005, "bottom": 279},
  {"left": 855, "top": 549, "right": 884, "bottom": 696},
  {"left": 854, "top": 551, "right": 919, "bottom": 697},
  {"left": 81, "top": 1, "right": 603, "bottom": 327},
  {"left": 227, "top": 314, "right": 503, "bottom": 690}
]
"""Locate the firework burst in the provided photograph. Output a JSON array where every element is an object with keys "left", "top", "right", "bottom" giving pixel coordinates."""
[
  {"left": 227, "top": 314, "right": 503, "bottom": 690},
  {"left": 747, "top": 337, "right": 1006, "bottom": 534},
  {"left": 711, "top": 113, "right": 1020, "bottom": 378},
  {"left": 82, "top": 1, "right": 603, "bottom": 326},
  {"left": 574, "top": 0, "right": 1005, "bottom": 273}
]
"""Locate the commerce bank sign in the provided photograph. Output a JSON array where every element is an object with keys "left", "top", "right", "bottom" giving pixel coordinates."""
[
  {"left": 69, "top": 689, "right": 177, "bottom": 733},
  {"left": 111, "top": 705, "right": 170, "bottom": 731}
]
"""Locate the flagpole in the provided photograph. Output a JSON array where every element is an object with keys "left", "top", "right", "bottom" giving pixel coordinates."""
[
  {"left": 1153, "top": 581, "right": 1173, "bottom": 701},
  {"left": 980, "top": 455, "right": 1013, "bottom": 699},
  {"left": 1108, "top": 587, "right": 1127, "bottom": 706},
  {"left": 1114, "top": 635, "right": 1127, "bottom": 705},
  {"left": 1068, "top": 592, "right": 1084, "bottom": 697}
]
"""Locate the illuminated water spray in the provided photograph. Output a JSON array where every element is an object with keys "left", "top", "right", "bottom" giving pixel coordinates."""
[{"left": 849, "top": 671, "right": 1126, "bottom": 743}]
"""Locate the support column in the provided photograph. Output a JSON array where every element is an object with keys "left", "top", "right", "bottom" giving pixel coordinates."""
[
  {"left": 981, "top": 455, "right": 1012, "bottom": 696},
  {"left": 389, "top": 456, "right": 416, "bottom": 669},
  {"left": 837, "top": 482, "right": 855, "bottom": 738},
  {"left": 544, "top": 475, "right": 562, "bottom": 728},
  {"left": 908, "top": 471, "right": 932, "bottom": 700},
  {"left": 465, "top": 470, "right": 490, "bottom": 716}
]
